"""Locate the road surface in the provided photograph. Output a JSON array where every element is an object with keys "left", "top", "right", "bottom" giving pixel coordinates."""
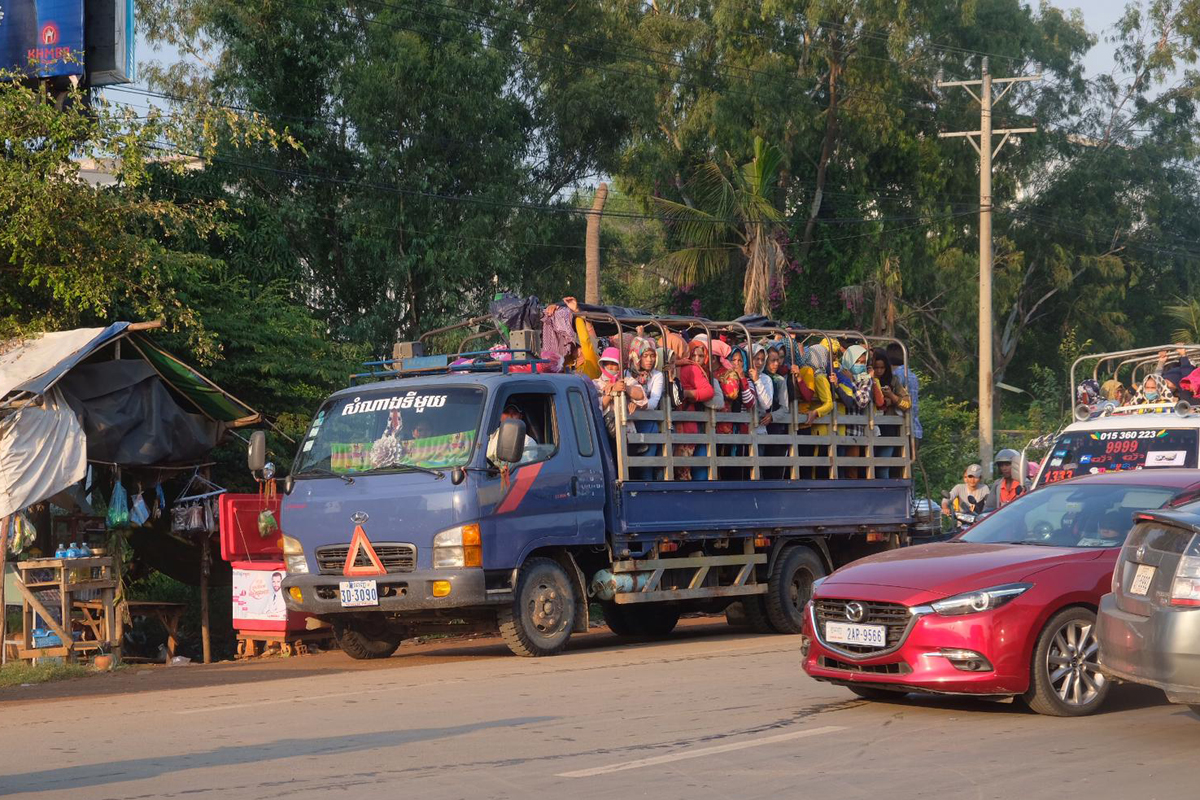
[{"left": 1, "top": 622, "right": 1196, "bottom": 799}]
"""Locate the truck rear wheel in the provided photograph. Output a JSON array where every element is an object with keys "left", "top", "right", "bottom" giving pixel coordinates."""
[
  {"left": 332, "top": 616, "right": 403, "bottom": 660},
  {"left": 736, "top": 597, "right": 778, "bottom": 634},
  {"left": 499, "top": 557, "right": 576, "bottom": 657},
  {"left": 765, "top": 546, "right": 825, "bottom": 634}
]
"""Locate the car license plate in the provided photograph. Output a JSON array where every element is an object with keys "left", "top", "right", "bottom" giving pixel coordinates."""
[
  {"left": 339, "top": 579, "right": 379, "bottom": 607},
  {"left": 1130, "top": 564, "right": 1156, "bottom": 596},
  {"left": 825, "top": 621, "right": 886, "bottom": 647}
]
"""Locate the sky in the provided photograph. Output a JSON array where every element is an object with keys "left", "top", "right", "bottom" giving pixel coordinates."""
[{"left": 1051, "top": 0, "right": 1130, "bottom": 79}]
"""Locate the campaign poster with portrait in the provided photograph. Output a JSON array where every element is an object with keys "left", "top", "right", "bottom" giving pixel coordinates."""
[{"left": 232, "top": 567, "right": 288, "bottom": 623}]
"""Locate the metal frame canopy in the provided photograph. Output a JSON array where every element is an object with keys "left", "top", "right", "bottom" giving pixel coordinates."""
[{"left": 0, "top": 321, "right": 260, "bottom": 426}]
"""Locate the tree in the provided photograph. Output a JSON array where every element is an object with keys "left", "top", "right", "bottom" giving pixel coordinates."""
[
  {"left": 585, "top": 183, "right": 608, "bottom": 304},
  {"left": 653, "top": 137, "right": 787, "bottom": 316}
]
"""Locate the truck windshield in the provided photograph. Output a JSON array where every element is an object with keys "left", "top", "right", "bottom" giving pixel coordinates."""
[
  {"left": 1038, "top": 428, "right": 1199, "bottom": 486},
  {"left": 294, "top": 386, "right": 484, "bottom": 476}
]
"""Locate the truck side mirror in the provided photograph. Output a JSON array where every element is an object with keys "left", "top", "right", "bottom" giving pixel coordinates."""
[
  {"left": 248, "top": 430, "right": 267, "bottom": 472},
  {"left": 494, "top": 419, "right": 527, "bottom": 464}
]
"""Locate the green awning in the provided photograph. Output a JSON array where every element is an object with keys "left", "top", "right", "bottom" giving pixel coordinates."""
[{"left": 128, "top": 334, "right": 260, "bottom": 426}]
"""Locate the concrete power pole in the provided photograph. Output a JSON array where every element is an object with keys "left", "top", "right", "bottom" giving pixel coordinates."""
[
  {"left": 585, "top": 183, "right": 608, "bottom": 305},
  {"left": 938, "top": 58, "right": 1040, "bottom": 478}
]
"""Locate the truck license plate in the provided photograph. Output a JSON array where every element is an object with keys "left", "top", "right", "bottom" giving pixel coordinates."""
[
  {"left": 825, "top": 621, "right": 886, "bottom": 647},
  {"left": 339, "top": 580, "right": 379, "bottom": 607},
  {"left": 1130, "top": 564, "right": 1156, "bottom": 596}
]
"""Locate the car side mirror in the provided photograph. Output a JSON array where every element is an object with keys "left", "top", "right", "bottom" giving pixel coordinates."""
[
  {"left": 494, "top": 419, "right": 527, "bottom": 464},
  {"left": 248, "top": 430, "right": 267, "bottom": 472}
]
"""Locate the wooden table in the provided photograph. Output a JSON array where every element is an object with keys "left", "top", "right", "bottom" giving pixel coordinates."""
[
  {"left": 77, "top": 600, "right": 186, "bottom": 660},
  {"left": 15, "top": 557, "right": 118, "bottom": 662}
]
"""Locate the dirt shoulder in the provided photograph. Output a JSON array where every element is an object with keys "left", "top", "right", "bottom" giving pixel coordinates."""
[{"left": 0, "top": 617, "right": 740, "bottom": 707}]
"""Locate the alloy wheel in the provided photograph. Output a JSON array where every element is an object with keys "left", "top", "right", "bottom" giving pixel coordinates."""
[{"left": 1046, "top": 619, "right": 1106, "bottom": 707}]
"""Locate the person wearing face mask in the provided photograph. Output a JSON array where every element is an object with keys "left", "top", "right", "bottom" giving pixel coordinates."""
[
  {"left": 838, "top": 344, "right": 883, "bottom": 478},
  {"left": 762, "top": 345, "right": 791, "bottom": 479},
  {"left": 595, "top": 346, "right": 643, "bottom": 443},
  {"left": 1133, "top": 374, "right": 1173, "bottom": 411},
  {"left": 626, "top": 344, "right": 664, "bottom": 478},
  {"left": 942, "top": 464, "right": 990, "bottom": 517}
]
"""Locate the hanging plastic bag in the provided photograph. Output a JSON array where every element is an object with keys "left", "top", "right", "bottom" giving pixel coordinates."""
[
  {"left": 129, "top": 491, "right": 151, "bottom": 527},
  {"left": 5, "top": 512, "right": 37, "bottom": 555},
  {"left": 204, "top": 497, "right": 217, "bottom": 533},
  {"left": 107, "top": 479, "right": 130, "bottom": 529},
  {"left": 257, "top": 478, "right": 278, "bottom": 538},
  {"left": 153, "top": 484, "right": 166, "bottom": 520},
  {"left": 171, "top": 505, "right": 189, "bottom": 533},
  {"left": 185, "top": 503, "right": 206, "bottom": 532}
]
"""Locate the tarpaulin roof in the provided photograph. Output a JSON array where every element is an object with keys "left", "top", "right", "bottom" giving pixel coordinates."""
[{"left": 0, "top": 323, "right": 259, "bottom": 426}]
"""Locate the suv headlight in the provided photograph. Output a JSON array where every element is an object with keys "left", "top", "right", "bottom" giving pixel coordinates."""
[
  {"left": 930, "top": 583, "right": 1031, "bottom": 616},
  {"left": 281, "top": 534, "right": 309, "bottom": 574},
  {"left": 432, "top": 524, "right": 482, "bottom": 568}
]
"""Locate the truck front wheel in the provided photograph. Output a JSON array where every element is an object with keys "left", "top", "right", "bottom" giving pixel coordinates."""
[
  {"left": 332, "top": 616, "right": 404, "bottom": 660},
  {"left": 765, "top": 546, "right": 826, "bottom": 634},
  {"left": 499, "top": 558, "right": 576, "bottom": 657}
]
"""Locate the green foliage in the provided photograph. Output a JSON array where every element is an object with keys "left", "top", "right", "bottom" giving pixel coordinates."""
[
  {"left": 913, "top": 394, "right": 979, "bottom": 497},
  {"left": 0, "top": 661, "right": 91, "bottom": 688}
]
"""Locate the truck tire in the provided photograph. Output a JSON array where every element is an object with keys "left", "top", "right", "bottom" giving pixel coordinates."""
[
  {"left": 765, "top": 546, "right": 826, "bottom": 634},
  {"left": 738, "top": 597, "right": 779, "bottom": 634},
  {"left": 602, "top": 602, "right": 639, "bottom": 636},
  {"left": 499, "top": 557, "right": 576, "bottom": 657},
  {"left": 332, "top": 617, "right": 403, "bottom": 660},
  {"left": 604, "top": 603, "right": 680, "bottom": 638}
]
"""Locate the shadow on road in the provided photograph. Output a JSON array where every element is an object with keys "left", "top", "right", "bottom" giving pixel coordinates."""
[
  {"left": 0, "top": 716, "right": 558, "bottom": 795},
  {"left": 830, "top": 682, "right": 1170, "bottom": 716}
]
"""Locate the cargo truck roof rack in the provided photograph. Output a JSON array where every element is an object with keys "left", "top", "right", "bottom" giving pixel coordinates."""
[{"left": 350, "top": 349, "right": 549, "bottom": 384}]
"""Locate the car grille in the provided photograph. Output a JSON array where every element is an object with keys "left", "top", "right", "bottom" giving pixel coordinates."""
[
  {"left": 315, "top": 543, "right": 417, "bottom": 574},
  {"left": 814, "top": 598, "right": 913, "bottom": 655},
  {"left": 820, "top": 656, "right": 911, "bottom": 675}
]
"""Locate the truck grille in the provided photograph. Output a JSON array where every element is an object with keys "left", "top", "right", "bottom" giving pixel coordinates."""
[
  {"left": 315, "top": 543, "right": 417, "bottom": 574},
  {"left": 814, "top": 598, "right": 913, "bottom": 655}
]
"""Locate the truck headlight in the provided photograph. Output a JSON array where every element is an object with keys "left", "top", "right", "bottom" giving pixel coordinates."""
[
  {"left": 281, "top": 534, "right": 309, "bottom": 574},
  {"left": 930, "top": 583, "right": 1031, "bottom": 616},
  {"left": 432, "top": 524, "right": 482, "bottom": 568}
]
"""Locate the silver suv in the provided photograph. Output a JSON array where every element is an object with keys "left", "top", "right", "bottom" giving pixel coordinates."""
[{"left": 1096, "top": 506, "right": 1200, "bottom": 713}]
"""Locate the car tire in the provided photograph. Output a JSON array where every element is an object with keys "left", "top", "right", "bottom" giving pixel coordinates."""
[
  {"left": 1023, "top": 607, "right": 1110, "bottom": 717},
  {"left": 765, "top": 546, "right": 826, "bottom": 634},
  {"left": 604, "top": 602, "right": 680, "bottom": 637},
  {"left": 332, "top": 616, "right": 403, "bottom": 660},
  {"left": 498, "top": 557, "right": 576, "bottom": 657},
  {"left": 848, "top": 685, "right": 900, "bottom": 701}
]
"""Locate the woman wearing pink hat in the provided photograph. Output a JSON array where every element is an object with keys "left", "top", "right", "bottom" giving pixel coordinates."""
[{"left": 595, "top": 346, "right": 645, "bottom": 444}]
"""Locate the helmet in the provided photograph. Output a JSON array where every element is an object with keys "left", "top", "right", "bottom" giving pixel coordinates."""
[{"left": 994, "top": 448, "right": 1020, "bottom": 465}]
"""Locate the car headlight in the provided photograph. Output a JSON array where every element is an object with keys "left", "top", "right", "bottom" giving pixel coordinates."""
[
  {"left": 930, "top": 583, "right": 1031, "bottom": 616},
  {"left": 432, "top": 523, "right": 482, "bottom": 568},
  {"left": 281, "top": 534, "right": 309, "bottom": 574}
]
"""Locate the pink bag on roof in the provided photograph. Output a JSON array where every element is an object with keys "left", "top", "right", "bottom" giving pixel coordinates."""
[{"left": 1180, "top": 366, "right": 1200, "bottom": 394}]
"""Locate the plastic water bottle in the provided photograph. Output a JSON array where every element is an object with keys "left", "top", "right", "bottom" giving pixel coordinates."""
[
  {"left": 78, "top": 542, "right": 92, "bottom": 557},
  {"left": 65, "top": 542, "right": 80, "bottom": 559},
  {"left": 54, "top": 543, "right": 67, "bottom": 559}
]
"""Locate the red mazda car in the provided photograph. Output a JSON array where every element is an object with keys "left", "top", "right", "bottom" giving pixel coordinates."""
[{"left": 802, "top": 470, "right": 1200, "bottom": 716}]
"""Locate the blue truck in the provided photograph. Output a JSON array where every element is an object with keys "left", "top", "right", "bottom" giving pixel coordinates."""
[{"left": 249, "top": 313, "right": 922, "bottom": 658}]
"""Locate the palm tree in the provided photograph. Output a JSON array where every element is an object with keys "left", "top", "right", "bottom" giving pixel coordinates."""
[
  {"left": 653, "top": 137, "right": 787, "bottom": 316},
  {"left": 1166, "top": 296, "right": 1200, "bottom": 343}
]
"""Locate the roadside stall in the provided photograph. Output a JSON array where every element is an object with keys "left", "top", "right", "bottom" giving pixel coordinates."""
[{"left": 0, "top": 322, "right": 263, "bottom": 666}]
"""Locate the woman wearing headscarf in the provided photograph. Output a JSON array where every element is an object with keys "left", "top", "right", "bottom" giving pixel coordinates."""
[
  {"left": 761, "top": 344, "right": 792, "bottom": 479},
  {"left": 671, "top": 338, "right": 715, "bottom": 480},
  {"left": 793, "top": 341, "right": 835, "bottom": 478},
  {"left": 1134, "top": 373, "right": 1174, "bottom": 411},
  {"left": 837, "top": 344, "right": 883, "bottom": 478},
  {"left": 709, "top": 339, "right": 745, "bottom": 479},
  {"left": 871, "top": 347, "right": 910, "bottom": 478},
  {"left": 626, "top": 342, "right": 664, "bottom": 479}
]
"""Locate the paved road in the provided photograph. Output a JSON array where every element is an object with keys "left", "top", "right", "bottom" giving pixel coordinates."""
[{"left": 1, "top": 623, "right": 1196, "bottom": 799}]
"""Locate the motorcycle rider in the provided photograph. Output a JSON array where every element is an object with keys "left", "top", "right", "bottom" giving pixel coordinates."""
[
  {"left": 984, "top": 449, "right": 1026, "bottom": 511},
  {"left": 942, "top": 464, "right": 990, "bottom": 518}
]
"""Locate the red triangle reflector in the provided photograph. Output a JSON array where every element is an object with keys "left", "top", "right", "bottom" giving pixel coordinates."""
[{"left": 343, "top": 525, "right": 386, "bottom": 576}]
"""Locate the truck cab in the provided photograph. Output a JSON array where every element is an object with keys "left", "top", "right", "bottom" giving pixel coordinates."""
[{"left": 275, "top": 369, "right": 609, "bottom": 658}]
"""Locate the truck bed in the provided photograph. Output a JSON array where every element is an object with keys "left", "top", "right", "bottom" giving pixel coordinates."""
[{"left": 616, "top": 478, "right": 912, "bottom": 537}]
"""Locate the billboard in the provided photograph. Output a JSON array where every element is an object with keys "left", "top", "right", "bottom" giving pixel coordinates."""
[
  {"left": 0, "top": 0, "right": 85, "bottom": 77},
  {"left": 85, "top": 0, "right": 134, "bottom": 86}
]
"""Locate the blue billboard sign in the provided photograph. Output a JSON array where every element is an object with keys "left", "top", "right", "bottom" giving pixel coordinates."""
[{"left": 0, "top": 0, "right": 85, "bottom": 78}]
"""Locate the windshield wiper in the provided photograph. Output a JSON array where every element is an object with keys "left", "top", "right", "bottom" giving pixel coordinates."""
[
  {"left": 394, "top": 465, "right": 446, "bottom": 479},
  {"left": 294, "top": 467, "right": 354, "bottom": 485}
]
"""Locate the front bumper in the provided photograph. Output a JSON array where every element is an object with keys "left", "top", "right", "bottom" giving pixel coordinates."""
[
  {"left": 1096, "top": 592, "right": 1200, "bottom": 705},
  {"left": 282, "top": 568, "right": 494, "bottom": 616},
  {"left": 801, "top": 599, "right": 1030, "bottom": 696}
]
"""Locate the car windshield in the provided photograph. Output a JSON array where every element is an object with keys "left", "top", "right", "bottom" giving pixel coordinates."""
[
  {"left": 958, "top": 483, "right": 1178, "bottom": 548},
  {"left": 294, "top": 386, "right": 485, "bottom": 476},
  {"left": 1038, "top": 428, "right": 1198, "bottom": 487}
]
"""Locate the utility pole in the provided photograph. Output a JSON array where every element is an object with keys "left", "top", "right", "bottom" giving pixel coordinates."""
[{"left": 938, "top": 58, "right": 1040, "bottom": 478}]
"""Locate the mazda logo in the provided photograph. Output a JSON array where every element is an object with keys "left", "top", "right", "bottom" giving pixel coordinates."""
[
  {"left": 351, "top": 511, "right": 369, "bottom": 524},
  {"left": 845, "top": 601, "right": 866, "bottom": 623}
]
